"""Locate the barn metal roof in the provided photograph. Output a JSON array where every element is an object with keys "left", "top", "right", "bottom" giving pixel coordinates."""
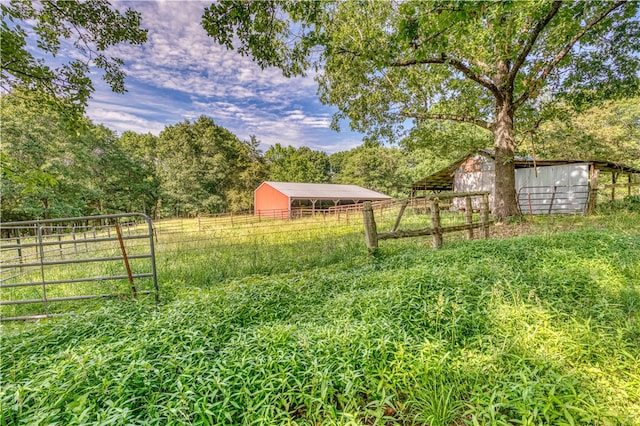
[
  {"left": 262, "top": 181, "right": 392, "bottom": 200},
  {"left": 412, "top": 150, "right": 640, "bottom": 192}
]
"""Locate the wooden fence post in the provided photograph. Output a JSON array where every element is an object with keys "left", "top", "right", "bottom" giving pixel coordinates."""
[
  {"left": 431, "top": 198, "right": 442, "bottom": 249},
  {"left": 464, "top": 196, "right": 473, "bottom": 240},
  {"left": 588, "top": 165, "right": 599, "bottom": 215},
  {"left": 391, "top": 199, "right": 409, "bottom": 232},
  {"left": 480, "top": 193, "right": 490, "bottom": 239},
  {"left": 115, "top": 222, "right": 137, "bottom": 299},
  {"left": 363, "top": 201, "right": 378, "bottom": 252},
  {"left": 611, "top": 172, "right": 617, "bottom": 202}
]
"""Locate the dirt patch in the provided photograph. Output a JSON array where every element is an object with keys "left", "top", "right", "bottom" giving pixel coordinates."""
[
  {"left": 490, "top": 221, "right": 536, "bottom": 239},
  {"left": 490, "top": 217, "right": 587, "bottom": 240}
]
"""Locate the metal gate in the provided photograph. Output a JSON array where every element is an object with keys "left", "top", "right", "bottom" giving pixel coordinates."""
[
  {"left": 517, "top": 185, "right": 589, "bottom": 215},
  {"left": 1, "top": 213, "right": 158, "bottom": 321}
]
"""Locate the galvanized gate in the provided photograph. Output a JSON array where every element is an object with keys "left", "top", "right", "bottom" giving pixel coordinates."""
[
  {"left": 517, "top": 185, "right": 589, "bottom": 215},
  {"left": 1, "top": 213, "right": 158, "bottom": 321}
]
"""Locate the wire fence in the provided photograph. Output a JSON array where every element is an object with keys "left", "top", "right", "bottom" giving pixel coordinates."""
[
  {"left": 153, "top": 198, "right": 479, "bottom": 242},
  {"left": 363, "top": 193, "right": 492, "bottom": 251},
  {"left": 1, "top": 198, "right": 497, "bottom": 320},
  {"left": 151, "top": 196, "right": 494, "bottom": 265}
]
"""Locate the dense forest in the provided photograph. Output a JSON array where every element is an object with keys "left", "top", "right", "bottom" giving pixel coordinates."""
[{"left": 2, "top": 92, "right": 638, "bottom": 223}]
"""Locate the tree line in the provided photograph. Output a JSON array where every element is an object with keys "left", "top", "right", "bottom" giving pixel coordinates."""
[
  {"left": 3, "top": 91, "right": 637, "bottom": 223},
  {"left": 0, "top": 93, "right": 450, "bottom": 222}
]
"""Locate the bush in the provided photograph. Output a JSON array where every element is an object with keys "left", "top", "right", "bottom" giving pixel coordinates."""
[{"left": 596, "top": 194, "right": 640, "bottom": 213}]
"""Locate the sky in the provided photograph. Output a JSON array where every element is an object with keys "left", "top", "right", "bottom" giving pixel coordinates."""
[{"left": 82, "top": 0, "right": 366, "bottom": 154}]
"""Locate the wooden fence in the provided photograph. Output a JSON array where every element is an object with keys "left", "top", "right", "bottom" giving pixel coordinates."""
[
  {"left": 363, "top": 192, "right": 492, "bottom": 251},
  {"left": 600, "top": 181, "right": 640, "bottom": 201}
]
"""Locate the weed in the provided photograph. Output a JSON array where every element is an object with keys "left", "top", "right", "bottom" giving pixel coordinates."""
[{"left": 1, "top": 211, "right": 639, "bottom": 424}]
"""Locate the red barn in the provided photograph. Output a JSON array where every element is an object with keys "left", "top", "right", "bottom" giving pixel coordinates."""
[{"left": 254, "top": 181, "right": 392, "bottom": 219}]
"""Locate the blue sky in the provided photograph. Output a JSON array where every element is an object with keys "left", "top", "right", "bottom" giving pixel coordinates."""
[{"left": 82, "top": 0, "right": 365, "bottom": 154}]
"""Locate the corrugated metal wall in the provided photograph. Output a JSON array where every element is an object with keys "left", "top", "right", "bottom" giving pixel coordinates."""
[
  {"left": 453, "top": 155, "right": 495, "bottom": 210},
  {"left": 516, "top": 164, "right": 589, "bottom": 214},
  {"left": 453, "top": 155, "right": 590, "bottom": 214}
]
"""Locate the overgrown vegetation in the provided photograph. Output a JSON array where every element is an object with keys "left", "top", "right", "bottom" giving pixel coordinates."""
[
  {"left": 2, "top": 212, "right": 639, "bottom": 425},
  {"left": 3, "top": 2, "right": 638, "bottom": 421},
  {"left": 596, "top": 195, "right": 640, "bottom": 215}
]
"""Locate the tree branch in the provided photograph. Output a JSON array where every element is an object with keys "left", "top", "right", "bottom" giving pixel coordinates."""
[
  {"left": 391, "top": 54, "right": 503, "bottom": 101},
  {"left": 45, "top": 0, "right": 98, "bottom": 64},
  {"left": 401, "top": 110, "right": 493, "bottom": 131},
  {"left": 507, "top": 1, "right": 562, "bottom": 88},
  {"left": 514, "top": 1, "right": 625, "bottom": 108},
  {"left": 2, "top": 65, "right": 50, "bottom": 82}
]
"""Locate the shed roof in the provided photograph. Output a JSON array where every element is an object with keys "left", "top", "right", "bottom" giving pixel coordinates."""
[
  {"left": 412, "top": 150, "right": 640, "bottom": 192},
  {"left": 261, "top": 181, "right": 392, "bottom": 200}
]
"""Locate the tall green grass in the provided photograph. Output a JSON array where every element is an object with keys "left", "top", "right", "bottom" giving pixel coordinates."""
[{"left": 1, "top": 212, "right": 639, "bottom": 425}]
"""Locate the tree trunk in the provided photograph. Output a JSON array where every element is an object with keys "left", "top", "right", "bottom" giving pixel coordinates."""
[
  {"left": 492, "top": 101, "right": 520, "bottom": 220},
  {"left": 42, "top": 198, "right": 50, "bottom": 220}
]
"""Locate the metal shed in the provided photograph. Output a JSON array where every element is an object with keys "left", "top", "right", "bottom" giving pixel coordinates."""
[
  {"left": 254, "top": 181, "right": 392, "bottom": 219},
  {"left": 411, "top": 150, "right": 640, "bottom": 215}
]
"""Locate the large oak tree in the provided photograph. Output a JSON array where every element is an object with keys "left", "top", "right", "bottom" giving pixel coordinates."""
[{"left": 202, "top": 0, "right": 639, "bottom": 219}]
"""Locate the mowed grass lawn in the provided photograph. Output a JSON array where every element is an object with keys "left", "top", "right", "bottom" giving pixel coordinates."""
[{"left": 1, "top": 211, "right": 639, "bottom": 425}]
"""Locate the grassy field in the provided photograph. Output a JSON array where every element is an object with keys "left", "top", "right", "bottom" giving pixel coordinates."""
[{"left": 1, "top": 208, "right": 639, "bottom": 425}]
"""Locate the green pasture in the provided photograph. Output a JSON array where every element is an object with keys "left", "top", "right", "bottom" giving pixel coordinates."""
[{"left": 1, "top": 209, "right": 639, "bottom": 425}]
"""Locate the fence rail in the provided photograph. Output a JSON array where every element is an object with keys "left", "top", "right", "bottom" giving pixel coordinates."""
[
  {"left": 600, "top": 181, "right": 640, "bottom": 201},
  {"left": 0, "top": 213, "right": 158, "bottom": 321},
  {"left": 363, "top": 192, "right": 492, "bottom": 251}
]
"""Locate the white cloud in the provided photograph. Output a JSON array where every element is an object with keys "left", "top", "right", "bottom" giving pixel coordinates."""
[
  {"left": 87, "top": 106, "right": 165, "bottom": 135},
  {"left": 83, "top": 0, "right": 365, "bottom": 152},
  {"left": 108, "top": 1, "right": 318, "bottom": 104}
]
